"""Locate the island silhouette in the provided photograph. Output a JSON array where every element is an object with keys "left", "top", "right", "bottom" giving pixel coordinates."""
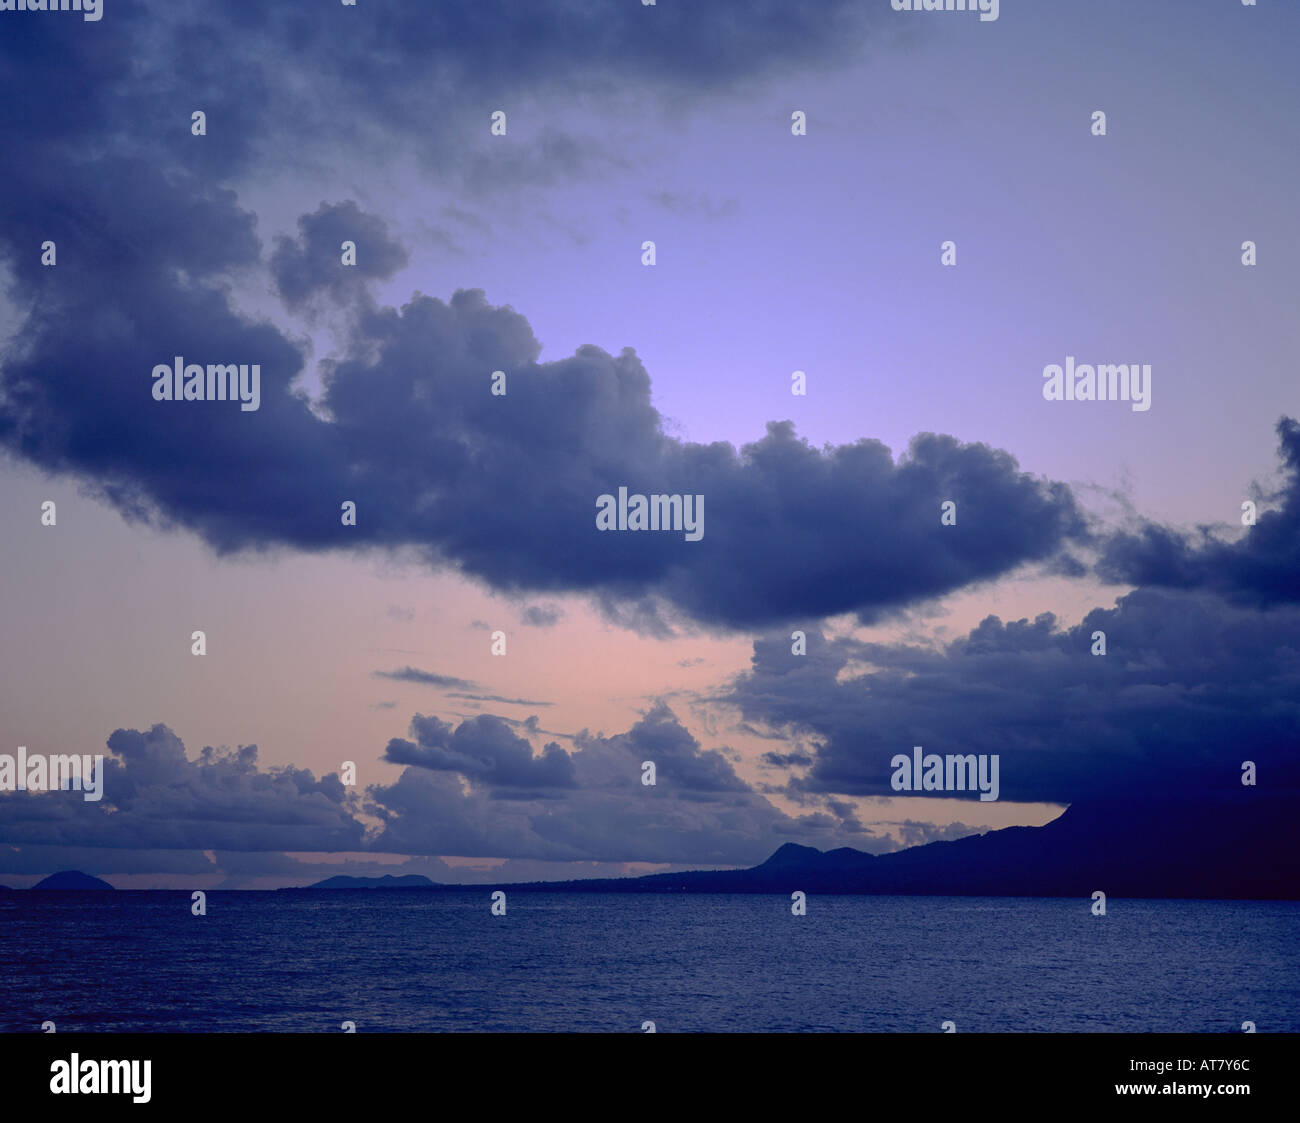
[
  {"left": 30, "top": 870, "right": 115, "bottom": 891},
  {"left": 16, "top": 794, "right": 1294, "bottom": 899},
  {"left": 279, "top": 791, "right": 1299, "bottom": 900}
]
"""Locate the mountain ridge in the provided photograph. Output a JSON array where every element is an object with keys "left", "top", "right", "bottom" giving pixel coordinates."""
[
  {"left": 13, "top": 793, "right": 1296, "bottom": 899},
  {"left": 474, "top": 791, "right": 1300, "bottom": 899}
]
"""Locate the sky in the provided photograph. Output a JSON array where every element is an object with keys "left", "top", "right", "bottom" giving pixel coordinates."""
[{"left": 0, "top": 0, "right": 1297, "bottom": 888}]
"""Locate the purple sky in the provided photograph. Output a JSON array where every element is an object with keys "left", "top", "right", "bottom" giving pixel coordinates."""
[{"left": 1, "top": 0, "right": 1297, "bottom": 887}]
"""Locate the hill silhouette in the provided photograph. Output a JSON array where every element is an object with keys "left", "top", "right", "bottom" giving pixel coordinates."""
[
  {"left": 253, "top": 792, "right": 1300, "bottom": 899},
  {"left": 296, "top": 874, "right": 439, "bottom": 890},
  {"left": 31, "top": 870, "right": 115, "bottom": 891},
  {"left": 493, "top": 791, "right": 1300, "bottom": 900}
]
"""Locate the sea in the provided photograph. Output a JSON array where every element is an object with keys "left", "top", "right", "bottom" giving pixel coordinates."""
[{"left": 2, "top": 892, "right": 1297, "bottom": 1033}]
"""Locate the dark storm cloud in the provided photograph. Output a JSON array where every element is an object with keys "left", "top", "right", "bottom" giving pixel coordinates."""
[
  {"left": 370, "top": 702, "right": 898, "bottom": 863},
  {"left": 0, "top": 705, "right": 887, "bottom": 864},
  {"left": 383, "top": 713, "right": 577, "bottom": 789},
  {"left": 762, "top": 750, "right": 815, "bottom": 768},
  {"left": 367, "top": 701, "right": 873, "bottom": 864},
  {"left": 271, "top": 201, "right": 409, "bottom": 311},
  {"left": 1099, "top": 417, "right": 1300, "bottom": 607},
  {"left": 3, "top": 262, "right": 1090, "bottom": 628},
  {"left": 727, "top": 588, "right": 1300, "bottom": 805},
  {"left": 0, "top": 1, "right": 1086, "bottom": 632},
  {"left": 605, "top": 702, "right": 749, "bottom": 793},
  {"left": 0, "top": 724, "right": 364, "bottom": 851},
  {"left": 314, "top": 300, "right": 1086, "bottom": 629},
  {"left": 0, "top": 0, "right": 887, "bottom": 185},
  {"left": 234, "top": 0, "right": 885, "bottom": 126},
  {"left": 0, "top": 154, "right": 342, "bottom": 547}
]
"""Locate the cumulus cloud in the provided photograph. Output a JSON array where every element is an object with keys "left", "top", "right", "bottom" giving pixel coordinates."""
[
  {"left": 0, "top": 705, "right": 885, "bottom": 867},
  {"left": 271, "top": 200, "right": 409, "bottom": 311},
  {"left": 726, "top": 587, "right": 1300, "bottom": 805},
  {"left": 1099, "top": 417, "right": 1300, "bottom": 607},
  {"left": 302, "top": 305, "right": 1093, "bottom": 629},
  {"left": 0, "top": 1, "right": 888, "bottom": 183},
  {"left": 368, "top": 701, "right": 876, "bottom": 864},
  {"left": 0, "top": 2, "right": 1087, "bottom": 634},
  {"left": 1, "top": 275, "right": 1092, "bottom": 628},
  {"left": 761, "top": 749, "right": 815, "bottom": 768},
  {"left": 0, "top": 724, "right": 364, "bottom": 851},
  {"left": 383, "top": 713, "right": 577, "bottom": 790}
]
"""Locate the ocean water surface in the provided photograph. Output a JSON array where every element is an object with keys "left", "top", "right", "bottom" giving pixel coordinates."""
[{"left": 2, "top": 892, "right": 1296, "bottom": 1032}]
